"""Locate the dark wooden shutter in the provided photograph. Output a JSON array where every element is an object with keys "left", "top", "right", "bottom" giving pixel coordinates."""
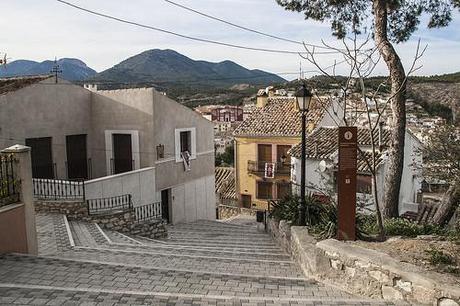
[
  {"left": 113, "top": 134, "right": 133, "bottom": 174},
  {"left": 66, "top": 134, "right": 88, "bottom": 179},
  {"left": 26, "top": 137, "right": 54, "bottom": 179}
]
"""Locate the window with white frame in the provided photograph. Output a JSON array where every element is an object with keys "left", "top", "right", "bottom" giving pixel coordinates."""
[{"left": 175, "top": 128, "right": 196, "bottom": 162}]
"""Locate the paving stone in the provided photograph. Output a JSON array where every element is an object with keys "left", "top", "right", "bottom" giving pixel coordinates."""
[{"left": 0, "top": 214, "right": 394, "bottom": 305}]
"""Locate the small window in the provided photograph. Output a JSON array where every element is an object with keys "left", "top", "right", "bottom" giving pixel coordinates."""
[
  {"left": 180, "top": 131, "right": 191, "bottom": 154},
  {"left": 257, "top": 181, "right": 273, "bottom": 199},
  {"left": 175, "top": 128, "right": 196, "bottom": 162},
  {"left": 276, "top": 182, "right": 291, "bottom": 200}
]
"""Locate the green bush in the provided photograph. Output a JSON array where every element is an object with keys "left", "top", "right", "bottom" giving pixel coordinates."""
[
  {"left": 383, "top": 218, "right": 446, "bottom": 238},
  {"left": 426, "top": 249, "right": 455, "bottom": 265},
  {"left": 269, "top": 194, "right": 338, "bottom": 239}
]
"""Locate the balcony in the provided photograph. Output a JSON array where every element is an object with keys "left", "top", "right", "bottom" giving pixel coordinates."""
[{"left": 247, "top": 161, "right": 291, "bottom": 177}]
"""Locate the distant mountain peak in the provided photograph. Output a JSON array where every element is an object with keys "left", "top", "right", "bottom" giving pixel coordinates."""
[
  {"left": 92, "top": 49, "right": 285, "bottom": 87},
  {"left": 0, "top": 58, "right": 96, "bottom": 81}
]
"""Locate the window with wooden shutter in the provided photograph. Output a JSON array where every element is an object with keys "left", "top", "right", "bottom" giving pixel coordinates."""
[{"left": 257, "top": 181, "right": 273, "bottom": 199}]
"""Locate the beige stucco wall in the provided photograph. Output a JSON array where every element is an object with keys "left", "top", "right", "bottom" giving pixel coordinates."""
[
  {"left": 235, "top": 136, "right": 299, "bottom": 209},
  {"left": 152, "top": 90, "right": 215, "bottom": 191},
  {"left": 90, "top": 88, "right": 155, "bottom": 178},
  {"left": 0, "top": 78, "right": 92, "bottom": 179},
  {"left": 0, "top": 204, "right": 28, "bottom": 254}
]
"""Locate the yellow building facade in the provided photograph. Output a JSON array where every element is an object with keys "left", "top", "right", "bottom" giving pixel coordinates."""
[
  {"left": 233, "top": 95, "right": 328, "bottom": 210},
  {"left": 235, "top": 136, "right": 299, "bottom": 209}
]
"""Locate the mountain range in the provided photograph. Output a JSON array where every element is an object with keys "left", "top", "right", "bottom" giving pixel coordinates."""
[
  {"left": 91, "top": 49, "right": 285, "bottom": 87},
  {"left": 0, "top": 58, "right": 96, "bottom": 81},
  {"left": 0, "top": 50, "right": 285, "bottom": 87}
]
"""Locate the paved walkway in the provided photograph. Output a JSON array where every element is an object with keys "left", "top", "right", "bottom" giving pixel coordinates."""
[{"left": 0, "top": 213, "right": 393, "bottom": 305}]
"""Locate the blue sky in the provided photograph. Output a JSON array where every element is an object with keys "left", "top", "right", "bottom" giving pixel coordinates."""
[{"left": 2, "top": 0, "right": 460, "bottom": 80}]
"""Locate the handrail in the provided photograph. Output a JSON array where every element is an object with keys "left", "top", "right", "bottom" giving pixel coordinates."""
[
  {"left": 134, "top": 202, "right": 162, "bottom": 222},
  {"left": 0, "top": 154, "right": 20, "bottom": 207},
  {"left": 247, "top": 160, "right": 291, "bottom": 175},
  {"left": 33, "top": 178, "right": 85, "bottom": 200},
  {"left": 87, "top": 194, "right": 132, "bottom": 215}
]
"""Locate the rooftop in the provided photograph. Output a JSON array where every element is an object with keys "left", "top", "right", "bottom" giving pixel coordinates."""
[
  {"left": 233, "top": 97, "right": 327, "bottom": 137},
  {"left": 215, "top": 167, "right": 237, "bottom": 200},
  {"left": 0, "top": 75, "right": 52, "bottom": 95},
  {"left": 289, "top": 126, "right": 390, "bottom": 173}
]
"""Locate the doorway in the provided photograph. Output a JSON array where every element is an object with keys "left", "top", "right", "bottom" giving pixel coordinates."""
[
  {"left": 161, "top": 189, "right": 171, "bottom": 223},
  {"left": 25, "top": 137, "right": 54, "bottom": 179},
  {"left": 112, "top": 134, "right": 132, "bottom": 174},
  {"left": 241, "top": 194, "right": 252, "bottom": 208},
  {"left": 66, "top": 134, "right": 88, "bottom": 179}
]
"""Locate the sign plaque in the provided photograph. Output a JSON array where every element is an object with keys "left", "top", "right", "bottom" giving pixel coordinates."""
[
  {"left": 264, "top": 162, "right": 275, "bottom": 179},
  {"left": 337, "top": 127, "right": 357, "bottom": 240}
]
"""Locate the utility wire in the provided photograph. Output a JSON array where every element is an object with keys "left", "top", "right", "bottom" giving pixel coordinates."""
[
  {"left": 163, "top": 0, "right": 323, "bottom": 48},
  {"left": 56, "top": 0, "right": 338, "bottom": 55}
]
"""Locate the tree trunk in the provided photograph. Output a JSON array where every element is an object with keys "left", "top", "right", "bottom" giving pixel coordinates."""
[
  {"left": 373, "top": 0, "right": 407, "bottom": 218},
  {"left": 431, "top": 182, "right": 460, "bottom": 226}
]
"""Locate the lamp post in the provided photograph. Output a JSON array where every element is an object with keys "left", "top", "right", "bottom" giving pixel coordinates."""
[{"left": 295, "top": 84, "right": 313, "bottom": 226}]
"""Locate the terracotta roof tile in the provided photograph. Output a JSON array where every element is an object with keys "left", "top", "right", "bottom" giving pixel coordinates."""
[
  {"left": 0, "top": 75, "right": 53, "bottom": 95},
  {"left": 289, "top": 127, "right": 389, "bottom": 174},
  {"left": 215, "top": 167, "right": 237, "bottom": 200},
  {"left": 233, "top": 97, "right": 327, "bottom": 137}
]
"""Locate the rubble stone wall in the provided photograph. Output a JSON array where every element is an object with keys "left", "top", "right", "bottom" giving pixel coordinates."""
[
  {"left": 268, "top": 218, "right": 460, "bottom": 306},
  {"left": 35, "top": 200, "right": 167, "bottom": 239},
  {"left": 217, "top": 205, "right": 259, "bottom": 219}
]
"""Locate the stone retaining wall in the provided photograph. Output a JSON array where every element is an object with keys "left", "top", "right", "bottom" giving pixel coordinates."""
[
  {"left": 217, "top": 205, "right": 259, "bottom": 220},
  {"left": 268, "top": 218, "right": 460, "bottom": 306},
  {"left": 35, "top": 200, "right": 87, "bottom": 220},
  {"left": 35, "top": 200, "right": 167, "bottom": 239}
]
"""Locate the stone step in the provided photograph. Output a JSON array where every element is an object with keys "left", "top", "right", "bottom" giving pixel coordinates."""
[
  {"left": 103, "top": 229, "right": 143, "bottom": 245},
  {"left": 167, "top": 223, "right": 264, "bottom": 234},
  {"left": 83, "top": 242, "right": 292, "bottom": 261},
  {"left": 152, "top": 239, "right": 280, "bottom": 253},
  {"left": 165, "top": 236, "right": 278, "bottom": 246},
  {"left": 0, "top": 254, "right": 346, "bottom": 300},
  {"left": 55, "top": 247, "right": 302, "bottom": 278},
  {"left": 167, "top": 231, "right": 274, "bottom": 240},
  {"left": 135, "top": 237, "right": 289, "bottom": 255},
  {"left": 0, "top": 285, "right": 392, "bottom": 305}
]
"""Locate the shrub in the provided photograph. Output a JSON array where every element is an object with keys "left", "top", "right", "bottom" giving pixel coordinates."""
[
  {"left": 383, "top": 218, "right": 446, "bottom": 238},
  {"left": 269, "top": 194, "right": 338, "bottom": 239},
  {"left": 426, "top": 249, "right": 455, "bottom": 265}
]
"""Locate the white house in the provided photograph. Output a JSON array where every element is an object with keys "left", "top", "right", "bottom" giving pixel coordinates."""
[
  {"left": 289, "top": 126, "right": 423, "bottom": 215},
  {"left": 0, "top": 75, "right": 216, "bottom": 224}
]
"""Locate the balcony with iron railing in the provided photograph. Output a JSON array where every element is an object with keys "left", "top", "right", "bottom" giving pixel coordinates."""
[{"left": 247, "top": 161, "right": 292, "bottom": 177}]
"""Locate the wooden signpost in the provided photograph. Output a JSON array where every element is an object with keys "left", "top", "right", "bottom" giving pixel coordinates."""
[{"left": 337, "top": 127, "right": 358, "bottom": 241}]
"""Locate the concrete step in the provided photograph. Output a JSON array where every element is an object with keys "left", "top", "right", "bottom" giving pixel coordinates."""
[
  {"left": 55, "top": 247, "right": 302, "bottom": 278},
  {"left": 151, "top": 241, "right": 283, "bottom": 252},
  {"left": 69, "top": 223, "right": 287, "bottom": 257},
  {"left": 0, "top": 285, "right": 392, "bottom": 306},
  {"left": 167, "top": 231, "right": 275, "bottom": 241},
  {"left": 134, "top": 236, "right": 289, "bottom": 255},
  {"left": 167, "top": 223, "right": 264, "bottom": 234},
  {"left": 164, "top": 236, "right": 278, "bottom": 247},
  {"left": 84, "top": 242, "right": 292, "bottom": 261},
  {"left": 0, "top": 254, "right": 336, "bottom": 300}
]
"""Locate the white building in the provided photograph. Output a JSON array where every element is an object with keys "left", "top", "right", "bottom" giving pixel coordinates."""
[
  {"left": 0, "top": 75, "right": 216, "bottom": 224},
  {"left": 289, "top": 126, "right": 423, "bottom": 215}
]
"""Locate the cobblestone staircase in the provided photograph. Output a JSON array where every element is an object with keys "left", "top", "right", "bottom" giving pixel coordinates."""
[{"left": 0, "top": 213, "right": 393, "bottom": 305}]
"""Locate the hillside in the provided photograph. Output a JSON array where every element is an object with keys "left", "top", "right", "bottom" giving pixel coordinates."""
[
  {"left": 91, "top": 49, "right": 285, "bottom": 87},
  {"left": 278, "top": 73, "right": 459, "bottom": 124},
  {"left": 0, "top": 58, "right": 96, "bottom": 81}
]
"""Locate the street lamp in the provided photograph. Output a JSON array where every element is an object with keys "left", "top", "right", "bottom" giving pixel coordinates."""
[{"left": 295, "top": 84, "right": 313, "bottom": 226}]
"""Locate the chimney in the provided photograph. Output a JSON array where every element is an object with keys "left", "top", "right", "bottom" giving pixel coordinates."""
[
  {"left": 256, "top": 90, "right": 268, "bottom": 108},
  {"left": 84, "top": 83, "right": 98, "bottom": 92},
  {"left": 378, "top": 122, "right": 384, "bottom": 152}
]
